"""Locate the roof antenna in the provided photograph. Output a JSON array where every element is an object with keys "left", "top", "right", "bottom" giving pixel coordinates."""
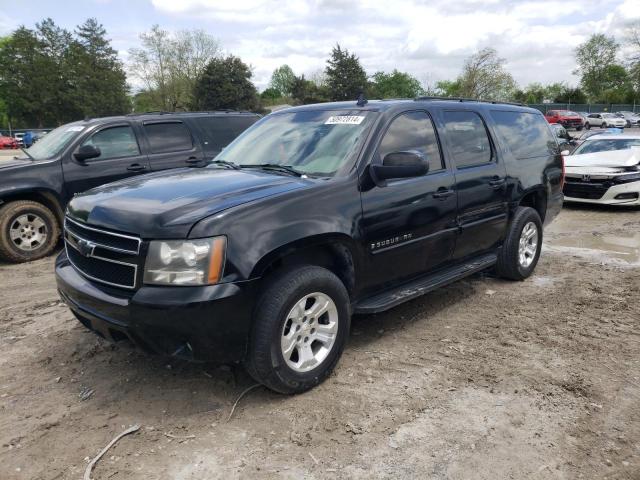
[{"left": 356, "top": 89, "right": 368, "bottom": 107}]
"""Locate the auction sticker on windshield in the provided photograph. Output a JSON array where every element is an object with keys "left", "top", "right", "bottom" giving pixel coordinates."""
[
  {"left": 325, "top": 116, "right": 365, "bottom": 125},
  {"left": 66, "top": 126, "right": 85, "bottom": 132}
]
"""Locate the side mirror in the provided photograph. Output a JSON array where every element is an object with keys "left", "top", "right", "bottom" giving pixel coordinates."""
[
  {"left": 561, "top": 150, "right": 570, "bottom": 156},
  {"left": 372, "top": 151, "right": 429, "bottom": 182},
  {"left": 74, "top": 144, "right": 101, "bottom": 162}
]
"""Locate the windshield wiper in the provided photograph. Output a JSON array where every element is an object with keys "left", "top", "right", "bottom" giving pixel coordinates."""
[
  {"left": 209, "top": 159, "right": 239, "bottom": 170},
  {"left": 239, "top": 163, "right": 303, "bottom": 177},
  {"left": 20, "top": 148, "right": 34, "bottom": 161}
]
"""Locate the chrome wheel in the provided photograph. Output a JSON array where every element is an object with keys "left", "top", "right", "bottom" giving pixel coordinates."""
[
  {"left": 280, "top": 292, "right": 338, "bottom": 373},
  {"left": 9, "top": 214, "right": 48, "bottom": 251},
  {"left": 518, "top": 221, "right": 538, "bottom": 268}
]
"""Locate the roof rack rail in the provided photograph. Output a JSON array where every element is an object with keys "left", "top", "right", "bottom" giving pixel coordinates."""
[
  {"left": 414, "top": 96, "right": 524, "bottom": 107},
  {"left": 127, "top": 110, "right": 256, "bottom": 117}
]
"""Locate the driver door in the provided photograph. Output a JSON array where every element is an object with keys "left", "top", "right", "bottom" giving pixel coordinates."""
[
  {"left": 62, "top": 123, "right": 150, "bottom": 199},
  {"left": 360, "top": 110, "right": 458, "bottom": 292}
]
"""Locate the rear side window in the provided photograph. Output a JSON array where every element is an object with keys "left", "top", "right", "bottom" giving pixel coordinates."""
[
  {"left": 378, "top": 111, "right": 444, "bottom": 173},
  {"left": 81, "top": 125, "right": 140, "bottom": 160},
  {"left": 193, "top": 116, "right": 258, "bottom": 153},
  {"left": 490, "top": 110, "right": 557, "bottom": 160},
  {"left": 143, "top": 122, "right": 193, "bottom": 153},
  {"left": 442, "top": 111, "right": 493, "bottom": 168}
]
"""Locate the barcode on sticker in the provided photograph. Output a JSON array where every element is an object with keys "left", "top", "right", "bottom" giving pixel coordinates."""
[{"left": 325, "top": 116, "right": 365, "bottom": 125}]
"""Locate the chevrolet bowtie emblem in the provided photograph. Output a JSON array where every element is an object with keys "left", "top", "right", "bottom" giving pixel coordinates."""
[{"left": 76, "top": 238, "right": 96, "bottom": 257}]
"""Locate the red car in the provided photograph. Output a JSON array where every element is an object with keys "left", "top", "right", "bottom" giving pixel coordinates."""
[
  {"left": 544, "top": 110, "right": 584, "bottom": 130},
  {"left": 0, "top": 136, "right": 19, "bottom": 149}
]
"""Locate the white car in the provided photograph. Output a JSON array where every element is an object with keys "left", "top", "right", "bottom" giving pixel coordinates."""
[
  {"left": 562, "top": 134, "right": 640, "bottom": 206},
  {"left": 584, "top": 113, "right": 627, "bottom": 129}
]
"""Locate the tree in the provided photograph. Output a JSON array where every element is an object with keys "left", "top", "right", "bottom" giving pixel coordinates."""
[
  {"left": 455, "top": 47, "right": 516, "bottom": 101},
  {"left": 624, "top": 21, "right": 640, "bottom": 100},
  {"left": 291, "top": 75, "right": 329, "bottom": 104},
  {"left": 192, "top": 55, "right": 259, "bottom": 111},
  {"left": 325, "top": 44, "right": 368, "bottom": 101},
  {"left": 71, "top": 18, "right": 129, "bottom": 116},
  {"left": 129, "top": 25, "right": 221, "bottom": 111},
  {"left": 575, "top": 34, "right": 620, "bottom": 101},
  {"left": 369, "top": 70, "right": 424, "bottom": 98},
  {"left": 269, "top": 65, "right": 296, "bottom": 97}
]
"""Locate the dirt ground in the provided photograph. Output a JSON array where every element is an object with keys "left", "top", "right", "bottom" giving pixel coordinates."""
[{"left": 0, "top": 205, "right": 639, "bottom": 480}]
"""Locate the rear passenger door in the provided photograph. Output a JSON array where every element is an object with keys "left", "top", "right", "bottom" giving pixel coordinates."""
[
  {"left": 441, "top": 110, "right": 509, "bottom": 260},
  {"left": 141, "top": 120, "right": 205, "bottom": 171}
]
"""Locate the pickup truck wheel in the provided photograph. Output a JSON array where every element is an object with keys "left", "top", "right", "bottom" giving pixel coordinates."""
[
  {"left": 245, "top": 266, "right": 350, "bottom": 394},
  {"left": 0, "top": 200, "right": 60, "bottom": 263},
  {"left": 496, "top": 206, "right": 542, "bottom": 281}
]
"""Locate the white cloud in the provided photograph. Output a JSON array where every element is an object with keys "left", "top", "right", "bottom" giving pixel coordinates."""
[{"left": 134, "top": 0, "right": 640, "bottom": 89}]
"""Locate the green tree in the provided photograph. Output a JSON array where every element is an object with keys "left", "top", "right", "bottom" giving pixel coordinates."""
[
  {"left": 269, "top": 65, "right": 296, "bottom": 97},
  {"left": 435, "top": 79, "right": 463, "bottom": 97},
  {"left": 72, "top": 18, "right": 129, "bottom": 116},
  {"left": 575, "top": 34, "right": 620, "bottom": 101},
  {"left": 129, "top": 25, "right": 221, "bottom": 111},
  {"left": 369, "top": 70, "right": 424, "bottom": 98},
  {"left": 291, "top": 75, "right": 329, "bottom": 104},
  {"left": 192, "top": 55, "right": 259, "bottom": 111},
  {"left": 325, "top": 44, "right": 368, "bottom": 101},
  {"left": 456, "top": 47, "right": 516, "bottom": 101}
]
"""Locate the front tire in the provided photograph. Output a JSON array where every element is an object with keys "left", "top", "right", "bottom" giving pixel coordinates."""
[
  {"left": 496, "top": 207, "right": 543, "bottom": 281},
  {"left": 585, "top": 122, "right": 591, "bottom": 130},
  {"left": 0, "top": 200, "right": 60, "bottom": 263},
  {"left": 245, "top": 266, "right": 351, "bottom": 394}
]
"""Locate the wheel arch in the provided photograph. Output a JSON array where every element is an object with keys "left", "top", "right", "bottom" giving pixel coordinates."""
[
  {"left": 0, "top": 188, "right": 65, "bottom": 225},
  {"left": 517, "top": 188, "right": 547, "bottom": 223},
  {"left": 250, "top": 233, "right": 359, "bottom": 298}
]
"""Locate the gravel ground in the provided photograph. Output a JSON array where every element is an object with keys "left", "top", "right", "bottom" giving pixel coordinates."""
[{"left": 0, "top": 204, "right": 639, "bottom": 480}]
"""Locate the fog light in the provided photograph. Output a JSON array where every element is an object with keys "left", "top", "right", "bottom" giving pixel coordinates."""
[{"left": 614, "top": 192, "right": 639, "bottom": 200}]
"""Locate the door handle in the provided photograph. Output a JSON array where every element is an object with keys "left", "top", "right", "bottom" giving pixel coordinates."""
[
  {"left": 127, "top": 163, "right": 148, "bottom": 172},
  {"left": 185, "top": 157, "right": 202, "bottom": 164},
  {"left": 433, "top": 188, "right": 455, "bottom": 199},
  {"left": 489, "top": 177, "right": 506, "bottom": 189}
]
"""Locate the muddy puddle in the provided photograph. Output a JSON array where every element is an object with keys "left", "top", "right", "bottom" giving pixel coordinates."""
[{"left": 545, "top": 232, "right": 640, "bottom": 266}]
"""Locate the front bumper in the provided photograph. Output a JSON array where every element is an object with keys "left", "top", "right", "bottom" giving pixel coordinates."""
[
  {"left": 564, "top": 179, "right": 640, "bottom": 206},
  {"left": 56, "top": 251, "right": 258, "bottom": 363}
]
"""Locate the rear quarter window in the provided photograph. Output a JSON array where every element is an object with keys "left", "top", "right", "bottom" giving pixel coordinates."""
[
  {"left": 192, "top": 116, "right": 258, "bottom": 154},
  {"left": 489, "top": 110, "right": 557, "bottom": 160}
]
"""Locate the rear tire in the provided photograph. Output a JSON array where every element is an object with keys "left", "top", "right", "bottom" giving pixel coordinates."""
[
  {"left": 0, "top": 200, "right": 60, "bottom": 263},
  {"left": 496, "top": 207, "right": 543, "bottom": 281},
  {"left": 244, "top": 266, "right": 351, "bottom": 394},
  {"left": 585, "top": 123, "right": 590, "bottom": 130}
]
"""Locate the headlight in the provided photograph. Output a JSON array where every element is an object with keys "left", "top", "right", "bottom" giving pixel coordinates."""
[{"left": 143, "top": 236, "right": 226, "bottom": 286}]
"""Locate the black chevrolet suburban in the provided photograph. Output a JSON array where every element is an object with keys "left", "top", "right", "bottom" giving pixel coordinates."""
[
  {"left": 0, "top": 111, "right": 259, "bottom": 263},
  {"left": 55, "top": 98, "right": 564, "bottom": 393}
]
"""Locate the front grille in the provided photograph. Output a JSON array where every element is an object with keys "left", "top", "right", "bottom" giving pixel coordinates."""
[
  {"left": 563, "top": 180, "right": 609, "bottom": 200},
  {"left": 64, "top": 217, "right": 141, "bottom": 289}
]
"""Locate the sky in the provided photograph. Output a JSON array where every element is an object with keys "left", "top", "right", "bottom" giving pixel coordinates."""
[{"left": 0, "top": 0, "right": 639, "bottom": 91}]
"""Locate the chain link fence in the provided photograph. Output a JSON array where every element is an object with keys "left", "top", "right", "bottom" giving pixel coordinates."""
[{"left": 528, "top": 103, "right": 640, "bottom": 114}]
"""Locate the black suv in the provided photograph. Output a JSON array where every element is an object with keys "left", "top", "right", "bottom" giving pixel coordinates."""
[
  {"left": 56, "top": 98, "right": 564, "bottom": 394},
  {"left": 0, "top": 111, "right": 259, "bottom": 263}
]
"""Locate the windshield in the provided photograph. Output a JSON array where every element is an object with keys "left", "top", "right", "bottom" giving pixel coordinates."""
[
  {"left": 25, "top": 123, "right": 85, "bottom": 160},
  {"left": 213, "top": 110, "right": 375, "bottom": 176},
  {"left": 574, "top": 138, "right": 640, "bottom": 155}
]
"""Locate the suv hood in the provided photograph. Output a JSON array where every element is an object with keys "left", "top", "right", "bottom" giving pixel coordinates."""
[
  {"left": 0, "top": 157, "right": 34, "bottom": 170},
  {"left": 67, "top": 167, "right": 311, "bottom": 238}
]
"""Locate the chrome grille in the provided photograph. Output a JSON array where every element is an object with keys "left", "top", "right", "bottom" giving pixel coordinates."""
[{"left": 64, "top": 217, "right": 141, "bottom": 289}]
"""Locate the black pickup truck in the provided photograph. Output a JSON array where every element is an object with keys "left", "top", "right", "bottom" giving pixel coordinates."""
[
  {"left": 0, "top": 111, "right": 259, "bottom": 263},
  {"left": 56, "top": 98, "right": 564, "bottom": 394}
]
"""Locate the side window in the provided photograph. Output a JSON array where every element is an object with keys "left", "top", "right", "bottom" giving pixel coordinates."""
[
  {"left": 378, "top": 111, "right": 444, "bottom": 173},
  {"left": 81, "top": 125, "right": 140, "bottom": 160},
  {"left": 442, "top": 111, "right": 493, "bottom": 168},
  {"left": 143, "top": 122, "right": 193, "bottom": 154},
  {"left": 489, "top": 110, "right": 557, "bottom": 159}
]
